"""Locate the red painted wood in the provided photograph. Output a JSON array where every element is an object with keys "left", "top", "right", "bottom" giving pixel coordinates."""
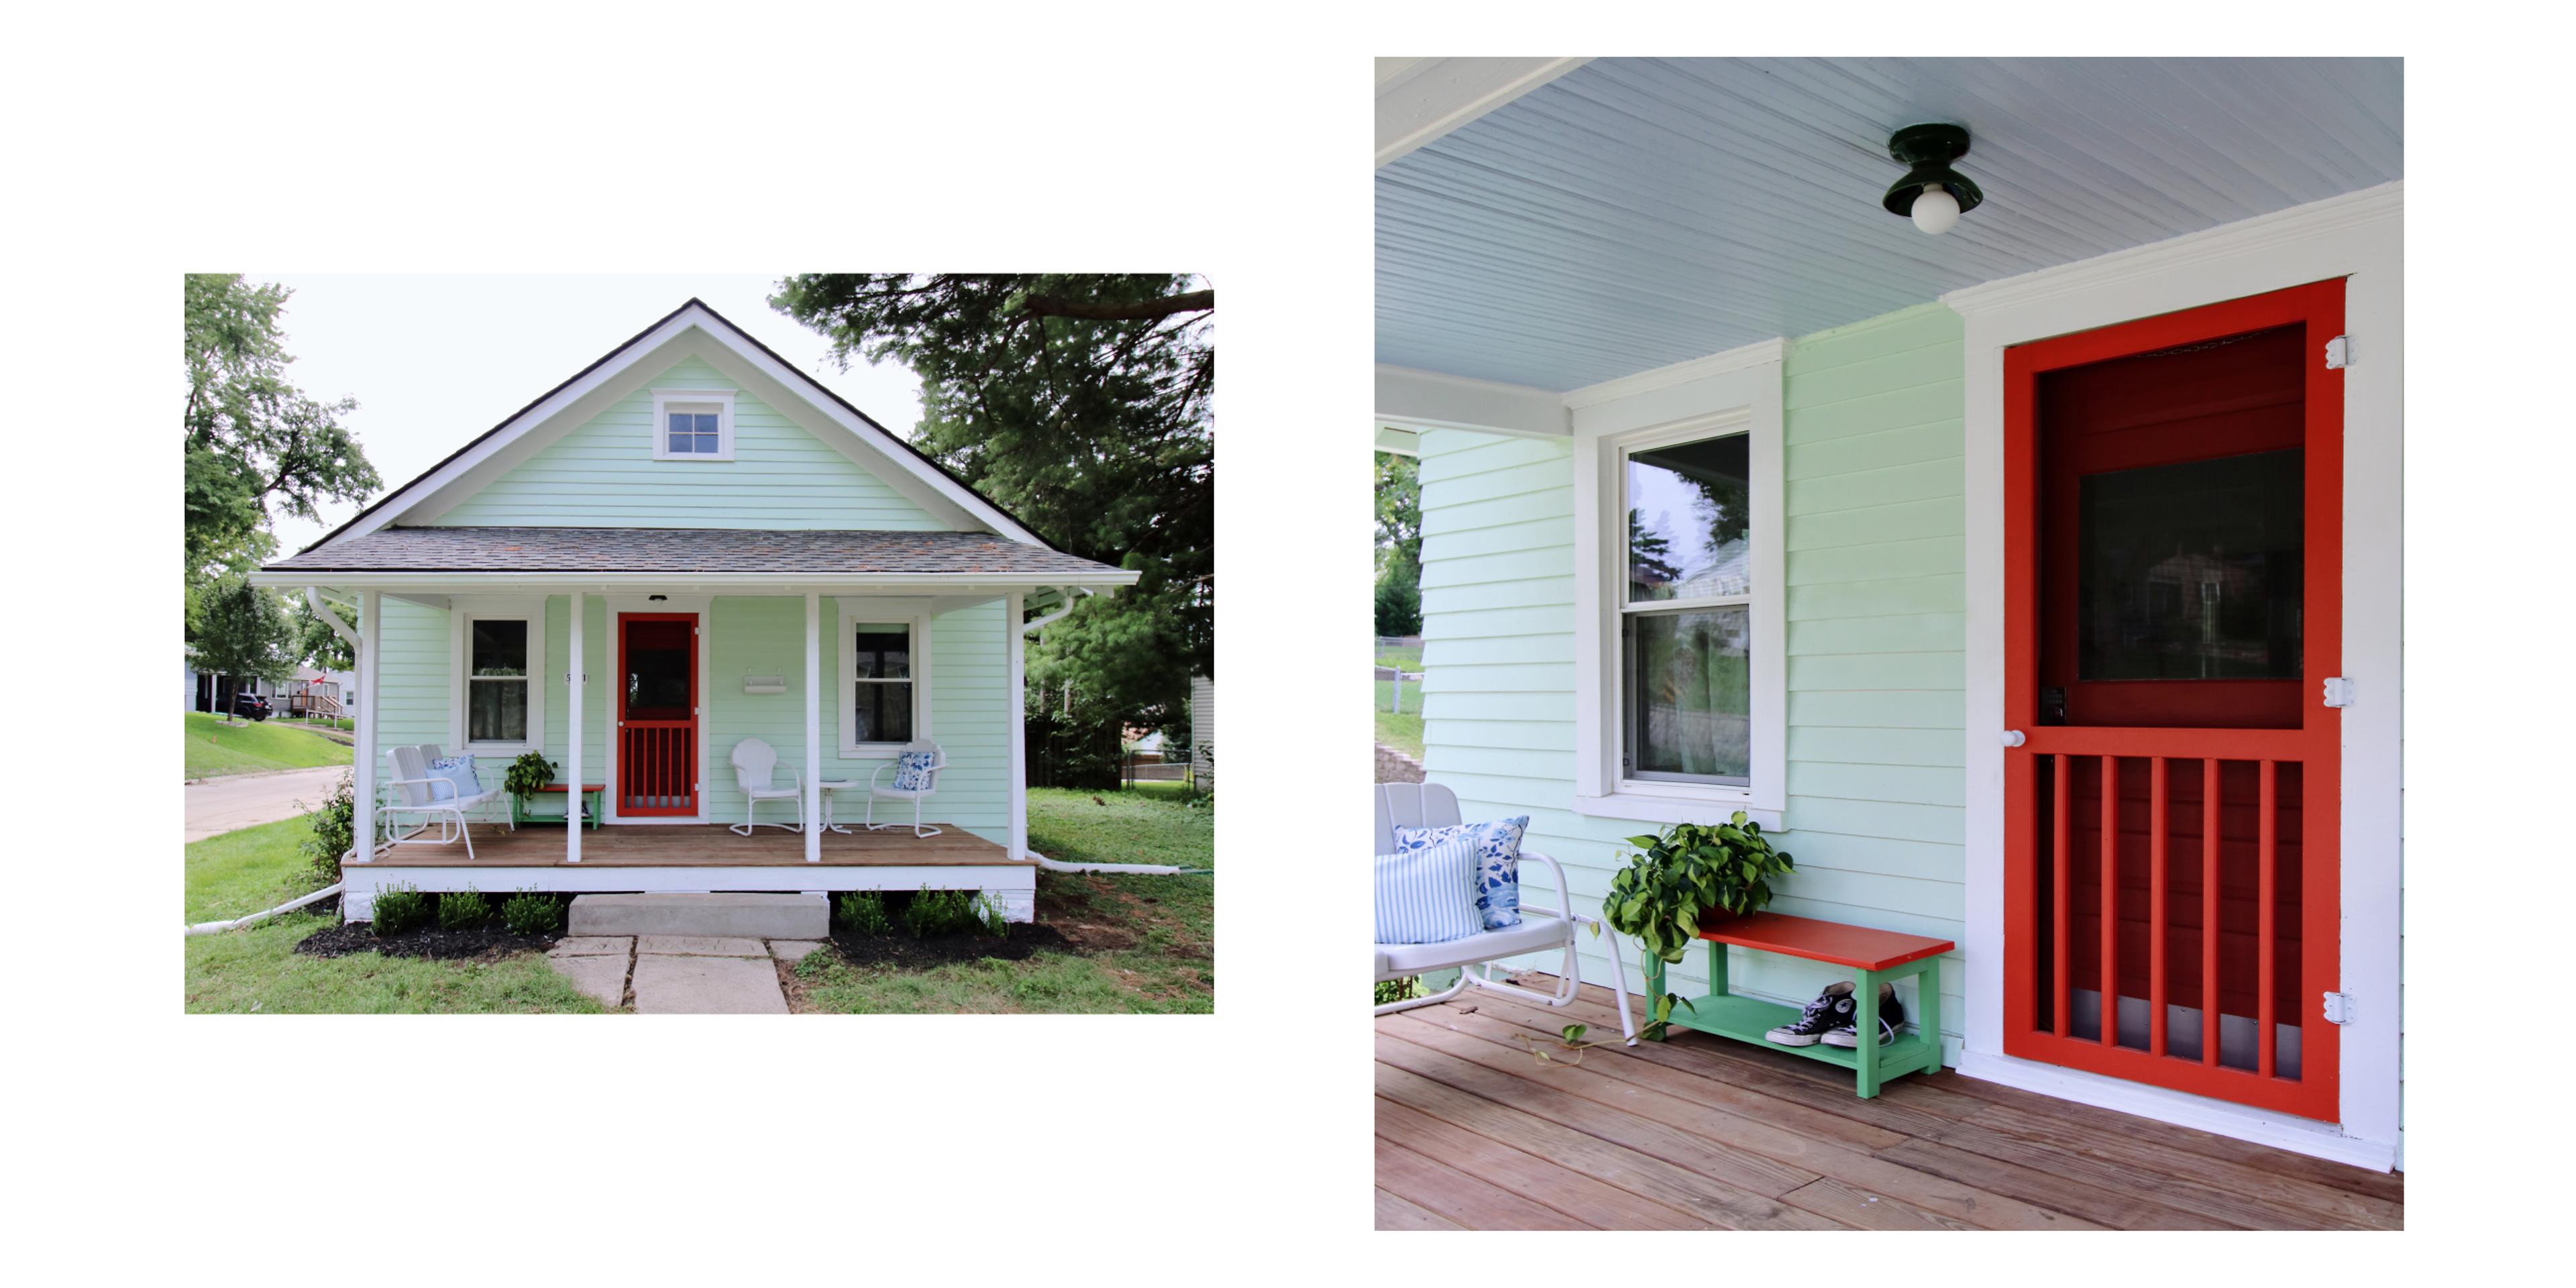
[
  {"left": 1691, "top": 911, "right": 1953, "bottom": 972},
  {"left": 2149, "top": 755, "right": 2169, "bottom": 1057},
  {"left": 616, "top": 612, "right": 698, "bottom": 817},
  {"left": 2001, "top": 279, "right": 2343, "bottom": 1121}
]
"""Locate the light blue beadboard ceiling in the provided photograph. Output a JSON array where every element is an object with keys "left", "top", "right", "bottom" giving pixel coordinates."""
[{"left": 1377, "top": 58, "right": 2402, "bottom": 391}]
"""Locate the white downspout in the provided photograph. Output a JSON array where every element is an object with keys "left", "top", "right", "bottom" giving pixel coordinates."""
[{"left": 186, "top": 883, "right": 344, "bottom": 936}]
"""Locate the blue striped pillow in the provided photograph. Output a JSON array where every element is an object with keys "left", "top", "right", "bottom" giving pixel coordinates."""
[{"left": 1374, "top": 836, "right": 1485, "bottom": 946}]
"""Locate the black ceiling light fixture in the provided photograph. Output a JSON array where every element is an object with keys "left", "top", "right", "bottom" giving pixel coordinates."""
[{"left": 1882, "top": 123, "right": 1982, "bottom": 235}]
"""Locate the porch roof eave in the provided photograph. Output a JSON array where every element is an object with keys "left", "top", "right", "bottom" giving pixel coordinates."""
[{"left": 245, "top": 568, "right": 1140, "bottom": 596}]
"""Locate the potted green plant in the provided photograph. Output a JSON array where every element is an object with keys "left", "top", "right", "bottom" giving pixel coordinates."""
[
  {"left": 1600, "top": 812, "right": 1795, "bottom": 1039},
  {"left": 502, "top": 751, "right": 559, "bottom": 823}
]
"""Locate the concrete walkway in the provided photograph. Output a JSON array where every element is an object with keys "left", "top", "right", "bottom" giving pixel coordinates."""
[
  {"left": 547, "top": 935, "right": 824, "bottom": 1013},
  {"left": 184, "top": 765, "right": 350, "bottom": 843}
]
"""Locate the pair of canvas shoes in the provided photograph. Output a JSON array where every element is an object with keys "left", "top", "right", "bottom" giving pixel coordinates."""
[{"left": 1764, "top": 980, "right": 1905, "bottom": 1049}]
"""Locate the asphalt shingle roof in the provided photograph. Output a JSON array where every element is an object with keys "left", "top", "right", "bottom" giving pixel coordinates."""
[{"left": 263, "top": 527, "right": 1128, "bottom": 578}]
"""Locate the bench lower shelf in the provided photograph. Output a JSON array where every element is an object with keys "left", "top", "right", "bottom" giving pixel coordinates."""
[{"left": 1666, "top": 992, "right": 1941, "bottom": 1080}]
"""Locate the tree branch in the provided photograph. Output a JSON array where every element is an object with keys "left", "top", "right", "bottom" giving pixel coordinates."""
[{"left": 1018, "top": 290, "right": 1213, "bottom": 322}]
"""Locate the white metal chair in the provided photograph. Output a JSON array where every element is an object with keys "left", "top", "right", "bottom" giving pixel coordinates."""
[
  {"left": 382, "top": 745, "right": 506, "bottom": 860},
  {"left": 863, "top": 740, "right": 947, "bottom": 838},
  {"left": 1373, "top": 781, "right": 1637, "bottom": 1044},
  {"left": 729, "top": 738, "right": 804, "bottom": 837}
]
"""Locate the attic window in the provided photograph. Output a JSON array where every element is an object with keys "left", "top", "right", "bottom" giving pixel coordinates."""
[{"left": 649, "top": 388, "right": 735, "bottom": 461}]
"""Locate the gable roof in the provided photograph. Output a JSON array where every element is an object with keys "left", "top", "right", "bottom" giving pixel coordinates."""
[{"left": 299, "top": 297, "right": 1055, "bottom": 553}]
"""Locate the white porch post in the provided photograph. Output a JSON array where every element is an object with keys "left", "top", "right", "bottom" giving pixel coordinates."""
[
  {"left": 566, "top": 591, "right": 583, "bottom": 864},
  {"left": 1008, "top": 591, "right": 1026, "bottom": 861},
  {"left": 354, "top": 589, "right": 380, "bottom": 863},
  {"left": 804, "top": 590, "right": 822, "bottom": 864}
]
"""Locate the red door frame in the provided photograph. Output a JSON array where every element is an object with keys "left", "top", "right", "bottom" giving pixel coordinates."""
[
  {"left": 2001, "top": 279, "right": 2343, "bottom": 1121},
  {"left": 614, "top": 612, "right": 700, "bottom": 818}
]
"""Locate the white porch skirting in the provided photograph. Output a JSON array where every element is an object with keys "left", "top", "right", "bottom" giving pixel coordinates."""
[{"left": 341, "top": 864, "right": 1036, "bottom": 923}]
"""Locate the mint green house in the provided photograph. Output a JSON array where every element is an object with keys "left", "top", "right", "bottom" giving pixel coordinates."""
[
  {"left": 1375, "top": 58, "right": 2403, "bottom": 1173},
  {"left": 251, "top": 299, "right": 1138, "bottom": 922}
]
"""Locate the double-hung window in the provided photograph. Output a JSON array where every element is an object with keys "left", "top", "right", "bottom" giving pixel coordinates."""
[
  {"left": 836, "top": 598, "right": 933, "bottom": 756},
  {"left": 1572, "top": 349, "right": 1785, "bottom": 828},
  {"left": 1621, "top": 431, "right": 1752, "bottom": 786},
  {"left": 450, "top": 598, "right": 547, "bottom": 755}
]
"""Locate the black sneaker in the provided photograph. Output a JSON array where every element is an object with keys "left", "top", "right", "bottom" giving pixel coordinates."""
[
  {"left": 1765, "top": 982, "right": 1859, "bottom": 1046},
  {"left": 1822, "top": 981, "right": 1904, "bottom": 1048}
]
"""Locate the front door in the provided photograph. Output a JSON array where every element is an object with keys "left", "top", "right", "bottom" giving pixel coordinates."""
[
  {"left": 616, "top": 612, "right": 698, "bottom": 818},
  {"left": 2001, "top": 280, "right": 2343, "bottom": 1121}
]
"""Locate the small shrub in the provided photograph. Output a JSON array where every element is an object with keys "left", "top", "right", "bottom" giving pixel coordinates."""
[
  {"left": 835, "top": 890, "right": 895, "bottom": 935},
  {"left": 971, "top": 892, "right": 1010, "bottom": 941},
  {"left": 300, "top": 770, "right": 360, "bottom": 883},
  {"left": 502, "top": 889, "right": 561, "bottom": 935},
  {"left": 370, "top": 883, "right": 429, "bottom": 936},
  {"left": 900, "top": 887, "right": 977, "bottom": 939},
  {"left": 1375, "top": 975, "right": 1422, "bottom": 1006},
  {"left": 438, "top": 887, "right": 490, "bottom": 929}
]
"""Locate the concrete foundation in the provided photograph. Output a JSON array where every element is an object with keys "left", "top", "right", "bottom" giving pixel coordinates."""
[{"left": 568, "top": 892, "right": 828, "bottom": 939}]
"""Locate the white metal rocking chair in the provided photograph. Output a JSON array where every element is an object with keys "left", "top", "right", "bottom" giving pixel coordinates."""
[
  {"left": 729, "top": 738, "right": 805, "bottom": 837},
  {"left": 863, "top": 739, "right": 947, "bottom": 838},
  {"left": 1373, "top": 781, "right": 1637, "bottom": 1044},
  {"left": 381, "top": 745, "right": 508, "bottom": 860}
]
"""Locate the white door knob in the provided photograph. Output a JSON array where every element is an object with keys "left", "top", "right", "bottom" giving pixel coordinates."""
[{"left": 2000, "top": 729, "right": 2027, "bottom": 747}]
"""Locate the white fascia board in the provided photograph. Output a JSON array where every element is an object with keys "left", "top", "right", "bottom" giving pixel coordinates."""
[
  {"left": 1375, "top": 364, "right": 1568, "bottom": 439},
  {"left": 1374, "top": 425, "right": 1422, "bottom": 456},
  {"left": 248, "top": 570, "right": 1140, "bottom": 594},
  {"left": 1376, "top": 57, "right": 1591, "bottom": 168}
]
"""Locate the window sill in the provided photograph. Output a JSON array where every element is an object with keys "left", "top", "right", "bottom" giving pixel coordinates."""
[
  {"left": 839, "top": 742, "right": 917, "bottom": 761},
  {"left": 650, "top": 452, "right": 735, "bottom": 462},
  {"left": 460, "top": 742, "right": 538, "bottom": 759},
  {"left": 1574, "top": 786, "right": 1783, "bottom": 831}
]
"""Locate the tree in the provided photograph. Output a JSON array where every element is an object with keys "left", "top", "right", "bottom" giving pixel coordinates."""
[
  {"left": 194, "top": 577, "right": 299, "bottom": 722},
  {"left": 296, "top": 595, "right": 359, "bottom": 672},
  {"left": 772, "top": 274, "right": 1212, "bottom": 739},
  {"left": 1374, "top": 451, "right": 1422, "bottom": 636},
  {"left": 184, "top": 274, "right": 380, "bottom": 633}
]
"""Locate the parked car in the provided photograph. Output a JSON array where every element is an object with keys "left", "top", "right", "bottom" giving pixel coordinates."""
[{"left": 229, "top": 692, "right": 272, "bottom": 721}]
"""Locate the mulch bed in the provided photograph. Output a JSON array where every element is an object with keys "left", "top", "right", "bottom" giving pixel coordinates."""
[
  {"left": 824, "top": 922, "right": 1079, "bottom": 970},
  {"left": 296, "top": 916, "right": 564, "bottom": 961}
]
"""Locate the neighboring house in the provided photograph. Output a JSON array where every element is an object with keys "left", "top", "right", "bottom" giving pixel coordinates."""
[
  {"left": 251, "top": 299, "right": 1140, "bottom": 921},
  {"left": 185, "top": 645, "right": 277, "bottom": 714},
  {"left": 286, "top": 665, "right": 355, "bottom": 718},
  {"left": 1374, "top": 58, "right": 2401, "bottom": 1170}
]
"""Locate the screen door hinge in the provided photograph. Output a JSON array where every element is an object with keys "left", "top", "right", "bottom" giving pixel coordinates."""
[
  {"left": 2322, "top": 676, "right": 2356, "bottom": 708},
  {"left": 2324, "top": 334, "right": 2351, "bottom": 369},
  {"left": 2322, "top": 991, "right": 2355, "bottom": 1025}
]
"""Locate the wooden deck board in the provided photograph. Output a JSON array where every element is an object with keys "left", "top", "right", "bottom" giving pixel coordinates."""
[
  {"left": 372, "top": 822, "right": 1024, "bottom": 867},
  {"left": 1375, "top": 977, "right": 2404, "bottom": 1231}
]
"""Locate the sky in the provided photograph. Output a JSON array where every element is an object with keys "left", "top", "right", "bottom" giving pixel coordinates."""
[{"left": 252, "top": 274, "right": 926, "bottom": 553}]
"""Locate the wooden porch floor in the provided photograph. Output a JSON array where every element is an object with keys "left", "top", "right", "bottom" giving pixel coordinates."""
[
  {"left": 377, "top": 821, "right": 1022, "bottom": 867},
  {"left": 1377, "top": 979, "right": 2404, "bottom": 1231}
]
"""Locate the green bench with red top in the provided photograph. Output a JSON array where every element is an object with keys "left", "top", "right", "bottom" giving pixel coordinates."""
[{"left": 1642, "top": 911, "right": 1953, "bottom": 1098}]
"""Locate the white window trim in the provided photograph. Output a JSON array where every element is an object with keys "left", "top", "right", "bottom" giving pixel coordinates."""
[
  {"left": 649, "top": 387, "right": 736, "bottom": 461},
  {"left": 1570, "top": 343, "right": 1786, "bottom": 828},
  {"left": 449, "top": 596, "right": 547, "bottom": 757},
  {"left": 834, "top": 596, "right": 933, "bottom": 759}
]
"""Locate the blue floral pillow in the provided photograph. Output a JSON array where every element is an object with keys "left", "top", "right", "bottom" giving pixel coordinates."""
[
  {"left": 892, "top": 751, "right": 938, "bottom": 792},
  {"left": 429, "top": 755, "right": 482, "bottom": 800},
  {"left": 1393, "top": 815, "right": 1527, "bottom": 930}
]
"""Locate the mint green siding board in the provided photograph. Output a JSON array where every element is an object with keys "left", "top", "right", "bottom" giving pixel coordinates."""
[
  {"left": 373, "top": 598, "right": 452, "bottom": 752},
  {"left": 1413, "top": 302, "right": 1973, "bottom": 1058},
  {"left": 435, "top": 356, "right": 947, "bottom": 531}
]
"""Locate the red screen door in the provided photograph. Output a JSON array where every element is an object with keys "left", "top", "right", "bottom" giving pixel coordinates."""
[
  {"left": 616, "top": 613, "right": 698, "bottom": 817},
  {"left": 2002, "top": 280, "right": 2343, "bottom": 1121}
]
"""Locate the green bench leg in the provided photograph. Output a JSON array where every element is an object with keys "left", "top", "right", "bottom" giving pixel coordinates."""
[
  {"left": 1643, "top": 954, "right": 1666, "bottom": 1038},
  {"left": 1854, "top": 966, "right": 1884, "bottom": 1097},
  {"left": 1917, "top": 957, "right": 1943, "bottom": 1077}
]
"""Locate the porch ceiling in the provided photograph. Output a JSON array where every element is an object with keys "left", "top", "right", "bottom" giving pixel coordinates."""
[{"left": 1377, "top": 58, "right": 2402, "bottom": 392}]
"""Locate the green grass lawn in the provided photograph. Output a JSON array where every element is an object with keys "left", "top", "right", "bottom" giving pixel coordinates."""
[
  {"left": 182, "top": 814, "right": 601, "bottom": 1014},
  {"left": 1375, "top": 645, "right": 1423, "bottom": 672},
  {"left": 1374, "top": 678, "right": 1426, "bottom": 759},
  {"left": 792, "top": 784, "right": 1214, "bottom": 1014},
  {"left": 184, "top": 711, "right": 353, "bottom": 779}
]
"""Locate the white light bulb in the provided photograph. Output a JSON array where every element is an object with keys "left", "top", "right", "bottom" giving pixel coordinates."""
[{"left": 1911, "top": 182, "right": 1960, "bottom": 235}]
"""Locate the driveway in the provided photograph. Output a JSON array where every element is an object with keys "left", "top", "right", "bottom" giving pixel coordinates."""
[{"left": 184, "top": 766, "right": 347, "bottom": 843}]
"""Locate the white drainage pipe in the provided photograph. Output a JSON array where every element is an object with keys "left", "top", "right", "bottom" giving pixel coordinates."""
[
  {"left": 186, "top": 883, "right": 343, "bottom": 936},
  {"left": 1027, "top": 849, "right": 1208, "bottom": 877}
]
